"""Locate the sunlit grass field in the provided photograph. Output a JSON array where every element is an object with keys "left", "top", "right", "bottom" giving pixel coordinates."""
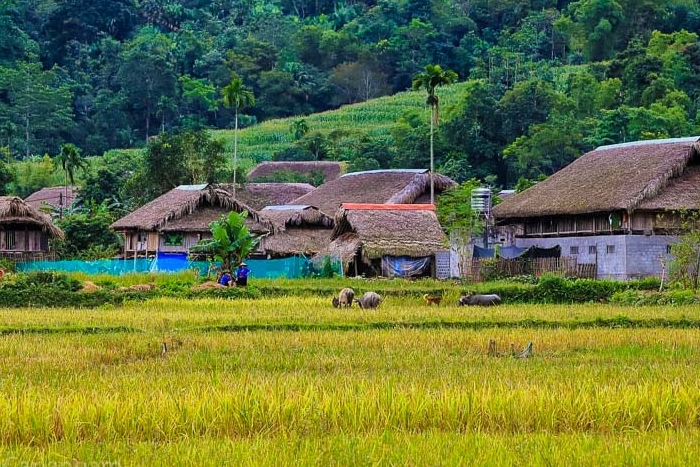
[{"left": 2, "top": 296, "right": 700, "bottom": 465}]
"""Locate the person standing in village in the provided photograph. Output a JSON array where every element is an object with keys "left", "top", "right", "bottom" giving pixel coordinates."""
[{"left": 235, "top": 262, "right": 250, "bottom": 287}]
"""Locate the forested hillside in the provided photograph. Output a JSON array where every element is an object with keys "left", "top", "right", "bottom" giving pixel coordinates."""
[{"left": 1, "top": 0, "right": 700, "bottom": 199}]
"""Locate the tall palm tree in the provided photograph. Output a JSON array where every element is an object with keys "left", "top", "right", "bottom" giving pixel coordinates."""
[
  {"left": 221, "top": 76, "right": 255, "bottom": 196},
  {"left": 412, "top": 64, "right": 458, "bottom": 204},
  {"left": 57, "top": 143, "right": 86, "bottom": 218}
]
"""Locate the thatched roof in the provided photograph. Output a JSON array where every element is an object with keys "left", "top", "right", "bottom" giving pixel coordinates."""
[
  {"left": 25, "top": 186, "right": 78, "bottom": 211},
  {"left": 247, "top": 161, "right": 342, "bottom": 184},
  {"left": 0, "top": 196, "right": 64, "bottom": 238},
  {"left": 232, "top": 183, "right": 316, "bottom": 210},
  {"left": 258, "top": 205, "right": 334, "bottom": 256},
  {"left": 289, "top": 169, "right": 457, "bottom": 216},
  {"left": 110, "top": 184, "right": 270, "bottom": 233},
  {"left": 636, "top": 164, "right": 700, "bottom": 210},
  {"left": 493, "top": 137, "right": 700, "bottom": 219},
  {"left": 260, "top": 205, "right": 334, "bottom": 229},
  {"left": 322, "top": 203, "right": 447, "bottom": 267}
]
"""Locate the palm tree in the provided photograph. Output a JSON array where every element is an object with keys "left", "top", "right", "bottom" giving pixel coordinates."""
[
  {"left": 57, "top": 143, "right": 86, "bottom": 218},
  {"left": 221, "top": 76, "right": 255, "bottom": 196},
  {"left": 411, "top": 64, "right": 458, "bottom": 204}
]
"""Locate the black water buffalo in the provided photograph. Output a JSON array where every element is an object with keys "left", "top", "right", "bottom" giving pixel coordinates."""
[
  {"left": 356, "top": 291, "right": 382, "bottom": 309},
  {"left": 457, "top": 293, "right": 502, "bottom": 306}
]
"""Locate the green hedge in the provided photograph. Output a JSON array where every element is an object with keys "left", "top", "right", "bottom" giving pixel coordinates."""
[{"left": 0, "top": 271, "right": 674, "bottom": 308}]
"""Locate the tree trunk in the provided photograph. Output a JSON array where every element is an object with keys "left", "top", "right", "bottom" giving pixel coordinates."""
[
  {"left": 429, "top": 104, "right": 435, "bottom": 205},
  {"left": 233, "top": 107, "right": 239, "bottom": 197}
]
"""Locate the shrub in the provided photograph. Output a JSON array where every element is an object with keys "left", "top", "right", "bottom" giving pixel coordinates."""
[{"left": 14, "top": 271, "right": 83, "bottom": 292}]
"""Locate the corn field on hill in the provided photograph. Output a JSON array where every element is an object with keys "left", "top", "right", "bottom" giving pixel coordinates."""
[{"left": 70, "top": 82, "right": 470, "bottom": 185}]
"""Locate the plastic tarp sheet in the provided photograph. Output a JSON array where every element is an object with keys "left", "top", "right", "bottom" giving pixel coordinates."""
[
  {"left": 17, "top": 255, "right": 342, "bottom": 279},
  {"left": 498, "top": 245, "right": 528, "bottom": 259},
  {"left": 524, "top": 245, "right": 561, "bottom": 258},
  {"left": 473, "top": 245, "right": 561, "bottom": 259},
  {"left": 381, "top": 256, "right": 430, "bottom": 277},
  {"left": 473, "top": 245, "right": 495, "bottom": 258}
]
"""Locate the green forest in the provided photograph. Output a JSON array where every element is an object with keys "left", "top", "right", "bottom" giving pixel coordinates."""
[{"left": 1, "top": 0, "right": 700, "bottom": 205}]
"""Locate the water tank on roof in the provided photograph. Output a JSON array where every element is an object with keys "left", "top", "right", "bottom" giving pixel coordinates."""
[{"left": 471, "top": 187, "right": 491, "bottom": 216}]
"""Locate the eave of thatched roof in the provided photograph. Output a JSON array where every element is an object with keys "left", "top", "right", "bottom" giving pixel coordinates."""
[
  {"left": 261, "top": 228, "right": 332, "bottom": 256},
  {"left": 257, "top": 205, "right": 334, "bottom": 256},
  {"left": 493, "top": 137, "right": 700, "bottom": 220},
  {"left": 260, "top": 205, "right": 334, "bottom": 230},
  {"left": 0, "top": 196, "right": 64, "bottom": 238},
  {"left": 247, "top": 161, "right": 342, "bottom": 183},
  {"left": 159, "top": 206, "right": 271, "bottom": 234},
  {"left": 317, "top": 232, "right": 361, "bottom": 269},
  {"left": 110, "top": 184, "right": 268, "bottom": 232},
  {"left": 636, "top": 164, "right": 700, "bottom": 211},
  {"left": 25, "top": 186, "right": 79, "bottom": 210},
  {"left": 328, "top": 204, "right": 447, "bottom": 262},
  {"left": 288, "top": 169, "right": 457, "bottom": 216},
  {"left": 232, "top": 182, "right": 316, "bottom": 210}
]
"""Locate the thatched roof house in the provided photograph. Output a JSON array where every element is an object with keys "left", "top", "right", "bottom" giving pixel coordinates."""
[
  {"left": 233, "top": 182, "right": 315, "bottom": 210},
  {"left": 493, "top": 137, "right": 700, "bottom": 219},
  {"left": 321, "top": 203, "right": 447, "bottom": 276},
  {"left": 259, "top": 205, "right": 334, "bottom": 257},
  {"left": 110, "top": 184, "right": 271, "bottom": 258},
  {"left": 491, "top": 137, "right": 700, "bottom": 280},
  {"left": 111, "top": 184, "right": 268, "bottom": 233},
  {"left": 289, "top": 169, "right": 457, "bottom": 216},
  {"left": 25, "top": 186, "right": 78, "bottom": 212},
  {"left": 0, "top": 196, "right": 63, "bottom": 257},
  {"left": 247, "top": 161, "right": 342, "bottom": 185}
]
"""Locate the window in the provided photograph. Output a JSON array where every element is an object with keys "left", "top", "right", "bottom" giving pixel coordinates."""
[
  {"left": 589, "top": 245, "right": 597, "bottom": 254},
  {"left": 4, "top": 230, "right": 16, "bottom": 250},
  {"left": 569, "top": 246, "right": 579, "bottom": 255},
  {"left": 606, "top": 245, "right": 615, "bottom": 254},
  {"left": 163, "top": 233, "right": 184, "bottom": 246}
]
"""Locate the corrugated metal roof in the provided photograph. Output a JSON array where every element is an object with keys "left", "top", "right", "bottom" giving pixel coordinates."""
[
  {"left": 596, "top": 136, "right": 700, "bottom": 152},
  {"left": 340, "top": 169, "right": 427, "bottom": 177},
  {"left": 341, "top": 203, "right": 435, "bottom": 210}
]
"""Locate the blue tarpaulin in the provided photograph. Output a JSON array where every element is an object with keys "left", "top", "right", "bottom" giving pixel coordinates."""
[
  {"left": 17, "top": 255, "right": 341, "bottom": 278},
  {"left": 381, "top": 256, "right": 430, "bottom": 277}
]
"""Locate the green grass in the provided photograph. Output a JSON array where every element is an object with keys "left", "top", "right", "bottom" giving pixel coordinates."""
[{"left": 1, "top": 298, "right": 700, "bottom": 465}]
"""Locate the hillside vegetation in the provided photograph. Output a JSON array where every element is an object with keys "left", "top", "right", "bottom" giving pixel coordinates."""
[{"left": 2, "top": 0, "right": 700, "bottom": 207}]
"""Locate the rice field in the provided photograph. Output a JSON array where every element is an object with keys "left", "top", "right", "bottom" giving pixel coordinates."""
[{"left": 1, "top": 297, "right": 700, "bottom": 466}]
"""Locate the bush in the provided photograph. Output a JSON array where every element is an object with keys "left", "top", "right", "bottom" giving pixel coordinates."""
[
  {"left": 14, "top": 271, "right": 83, "bottom": 292},
  {"left": 611, "top": 289, "right": 699, "bottom": 306}
]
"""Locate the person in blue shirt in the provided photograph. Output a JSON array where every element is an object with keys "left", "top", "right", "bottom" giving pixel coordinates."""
[
  {"left": 218, "top": 270, "right": 233, "bottom": 286},
  {"left": 235, "top": 262, "right": 250, "bottom": 287}
]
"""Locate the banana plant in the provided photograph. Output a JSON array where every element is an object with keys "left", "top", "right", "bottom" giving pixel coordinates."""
[{"left": 190, "top": 210, "right": 260, "bottom": 271}]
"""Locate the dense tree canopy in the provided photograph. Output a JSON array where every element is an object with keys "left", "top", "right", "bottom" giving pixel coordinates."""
[{"left": 0, "top": 0, "right": 699, "bottom": 203}]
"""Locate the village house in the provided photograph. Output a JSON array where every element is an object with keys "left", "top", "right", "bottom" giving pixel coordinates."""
[
  {"left": 492, "top": 137, "right": 700, "bottom": 279},
  {"left": 320, "top": 203, "right": 448, "bottom": 277},
  {"left": 25, "top": 186, "right": 79, "bottom": 216},
  {"left": 0, "top": 196, "right": 64, "bottom": 261},
  {"left": 246, "top": 161, "right": 342, "bottom": 185},
  {"left": 258, "top": 205, "right": 334, "bottom": 258},
  {"left": 288, "top": 168, "right": 457, "bottom": 217},
  {"left": 109, "top": 184, "right": 272, "bottom": 259}
]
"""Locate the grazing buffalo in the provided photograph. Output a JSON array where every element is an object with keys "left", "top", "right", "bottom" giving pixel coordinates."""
[
  {"left": 457, "top": 293, "right": 502, "bottom": 306},
  {"left": 356, "top": 291, "right": 382, "bottom": 309},
  {"left": 332, "top": 287, "right": 355, "bottom": 308}
]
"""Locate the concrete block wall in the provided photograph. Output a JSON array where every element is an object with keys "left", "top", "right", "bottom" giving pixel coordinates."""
[
  {"left": 624, "top": 235, "right": 675, "bottom": 278},
  {"left": 514, "top": 234, "right": 677, "bottom": 280}
]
